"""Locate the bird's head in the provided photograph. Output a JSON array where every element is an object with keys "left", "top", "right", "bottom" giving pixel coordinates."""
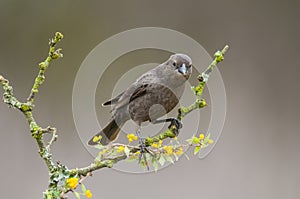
[{"left": 167, "top": 53, "right": 192, "bottom": 80}]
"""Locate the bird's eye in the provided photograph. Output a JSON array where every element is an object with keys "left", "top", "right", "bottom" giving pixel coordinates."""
[{"left": 173, "top": 62, "right": 176, "bottom": 67}]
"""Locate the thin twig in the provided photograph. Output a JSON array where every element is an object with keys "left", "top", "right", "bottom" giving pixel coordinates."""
[{"left": 27, "top": 32, "right": 63, "bottom": 103}]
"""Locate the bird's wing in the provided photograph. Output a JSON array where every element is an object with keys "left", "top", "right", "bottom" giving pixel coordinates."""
[
  {"left": 102, "top": 91, "right": 125, "bottom": 106},
  {"left": 110, "top": 69, "right": 156, "bottom": 110},
  {"left": 129, "top": 84, "right": 148, "bottom": 103},
  {"left": 114, "top": 83, "right": 149, "bottom": 110}
]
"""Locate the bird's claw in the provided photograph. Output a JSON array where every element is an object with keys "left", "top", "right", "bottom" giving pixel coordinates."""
[
  {"left": 152, "top": 117, "right": 183, "bottom": 129},
  {"left": 166, "top": 118, "right": 182, "bottom": 137},
  {"left": 168, "top": 118, "right": 183, "bottom": 129}
]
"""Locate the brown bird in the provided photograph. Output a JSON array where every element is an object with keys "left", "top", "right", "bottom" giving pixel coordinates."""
[{"left": 88, "top": 53, "right": 192, "bottom": 146}]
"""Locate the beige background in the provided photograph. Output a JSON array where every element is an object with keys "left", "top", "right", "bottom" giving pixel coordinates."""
[{"left": 0, "top": 0, "right": 299, "bottom": 198}]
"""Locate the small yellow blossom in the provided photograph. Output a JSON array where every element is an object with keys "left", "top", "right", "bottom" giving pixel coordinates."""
[
  {"left": 151, "top": 143, "right": 159, "bottom": 148},
  {"left": 163, "top": 145, "right": 174, "bottom": 155},
  {"left": 85, "top": 190, "right": 93, "bottom": 198},
  {"left": 127, "top": 134, "right": 138, "bottom": 143},
  {"left": 92, "top": 135, "right": 102, "bottom": 143},
  {"left": 135, "top": 151, "right": 141, "bottom": 155},
  {"left": 151, "top": 140, "right": 163, "bottom": 148},
  {"left": 199, "top": 134, "right": 205, "bottom": 140},
  {"left": 208, "top": 139, "right": 214, "bottom": 144},
  {"left": 173, "top": 137, "right": 178, "bottom": 141},
  {"left": 176, "top": 147, "right": 183, "bottom": 155},
  {"left": 117, "top": 146, "right": 125, "bottom": 153},
  {"left": 66, "top": 177, "right": 78, "bottom": 189}
]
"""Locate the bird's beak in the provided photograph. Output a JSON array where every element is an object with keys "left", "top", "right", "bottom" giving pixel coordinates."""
[{"left": 177, "top": 63, "right": 188, "bottom": 75}]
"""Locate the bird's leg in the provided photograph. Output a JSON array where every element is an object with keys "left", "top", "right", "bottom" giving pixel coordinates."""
[
  {"left": 151, "top": 117, "right": 183, "bottom": 136},
  {"left": 136, "top": 126, "right": 150, "bottom": 170},
  {"left": 151, "top": 117, "right": 183, "bottom": 129}
]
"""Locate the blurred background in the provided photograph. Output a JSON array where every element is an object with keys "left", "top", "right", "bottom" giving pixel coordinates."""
[{"left": 0, "top": 0, "right": 299, "bottom": 198}]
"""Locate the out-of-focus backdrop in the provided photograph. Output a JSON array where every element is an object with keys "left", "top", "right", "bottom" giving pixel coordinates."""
[{"left": 0, "top": 0, "right": 299, "bottom": 198}]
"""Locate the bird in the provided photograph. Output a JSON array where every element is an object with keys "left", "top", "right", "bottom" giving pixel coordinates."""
[{"left": 88, "top": 53, "right": 192, "bottom": 146}]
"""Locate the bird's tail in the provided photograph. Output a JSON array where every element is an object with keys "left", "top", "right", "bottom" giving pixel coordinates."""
[{"left": 88, "top": 119, "right": 124, "bottom": 146}]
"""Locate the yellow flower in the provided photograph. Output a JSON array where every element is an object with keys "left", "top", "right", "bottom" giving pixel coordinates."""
[
  {"left": 199, "top": 134, "right": 205, "bottom": 140},
  {"left": 151, "top": 143, "right": 159, "bottom": 148},
  {"left": 176, "top": 147, "right": 183, "bottom": 155},
  {"left": 117, "top": 146, "right": 125, "bottom": 153},
  {"left": 173, "top": 137, "right": 178, "bottom": 141},
  {"left": 208, "top": 139, "right": 214, "bottom": 144},
  {"left": 163, "top": 146, "right": 174, "bottom": 155},
  {"left": 92, "top": 135, "right": 102, "bottom": 143},
  {"left": 135, "top": 151, "right": 141, "bottom": 155},
  {"left": 66, "top": 177, "right": 78, "bottom": 189},
  {"left": 127, "top": 134, "right": 138, "bottom": 143},
  {"left": 151, "top": 140, "right": 163, "bottom": 148},
  {"left": 85, "top": 190, "right": 93, "bottom": 198}
]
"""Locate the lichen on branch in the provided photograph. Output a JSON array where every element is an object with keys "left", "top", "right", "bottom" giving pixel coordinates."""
[
  {"left": 0, "top": 32, "right": 64, "bottom": 197},
  {"left": 27, "top": 32, "right": 63, "bottom": 103}
]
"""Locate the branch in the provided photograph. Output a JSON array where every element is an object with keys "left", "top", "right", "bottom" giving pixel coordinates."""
[
  {"left": 27, "top": 32, "right": 63, "bottom": 103},
  {"left": 0, "top": 32, "right": 63, "bottom": 172}
]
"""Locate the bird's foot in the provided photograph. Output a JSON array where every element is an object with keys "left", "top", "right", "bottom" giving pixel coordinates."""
[
  {"left": 151, "top": 117, "right": 183, "bottom": 129},
  {"left": 167, "top": 117, "right": 183, "bottom": 130},
  {"left": 151, "top": 117, "right": 182, "bottom": 136}
]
